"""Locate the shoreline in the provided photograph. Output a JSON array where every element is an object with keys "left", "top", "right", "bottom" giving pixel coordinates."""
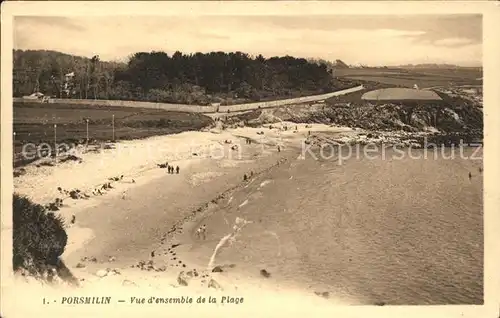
[
  {"left": 13, "top": 123, "right": 316, "bottom": 268},
  {"left": 11, "top": 122, "right": 357, "bottom": 302},
  {"left": 11, "top": 123, "right": 483, "bottom": 306}
]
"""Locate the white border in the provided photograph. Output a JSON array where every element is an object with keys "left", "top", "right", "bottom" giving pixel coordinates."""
[{"left": 1, "top": 2, "right": 499, "bottom": 318}]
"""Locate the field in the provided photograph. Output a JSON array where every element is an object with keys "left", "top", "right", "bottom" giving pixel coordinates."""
[
  {"left": 334, "top": 67, "right": 482, "bottom": 89},
  {"left": 13, "top": 102, "right": 214, "bottom": 167}
]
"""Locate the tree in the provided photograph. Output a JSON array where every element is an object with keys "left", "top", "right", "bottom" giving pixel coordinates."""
[{"left": 13, "top": 49, "right": 339, "bottom": 103}]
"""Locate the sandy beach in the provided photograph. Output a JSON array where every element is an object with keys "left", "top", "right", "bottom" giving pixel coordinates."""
[
  {"left": 10, "top": 120, "right": 483, "bottom": 308},
  {"left": 11, "top": 123, "right": 359, "bottom": 300}
]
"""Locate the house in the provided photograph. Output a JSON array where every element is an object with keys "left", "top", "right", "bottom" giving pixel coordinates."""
[{"left": 22, "top": 92, "right": 51, "bottom": 103}]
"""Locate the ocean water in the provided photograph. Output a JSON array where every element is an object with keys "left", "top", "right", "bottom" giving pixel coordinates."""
[{"left": 205, "top": 146, "right": 483, "bottom": 305}]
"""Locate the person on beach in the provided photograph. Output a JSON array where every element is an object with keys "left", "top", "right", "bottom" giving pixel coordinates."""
[
  {"left": 201, "top": 224, "right": 206, "bottom": 240},
  {"left": 469, "top": 172, "right": 472, "bottom": 180},
  {"left": 277, "top": 145, "right": 281, "bottom": 152},
  {"left": 176, "top": 166, "right": 180, "bottom": 174},
  {"left": 195, "top": 225, "right": 207, "bottom": 240},
  {"left": 243, "top": 174, "right": 248, "bottom": 182}
]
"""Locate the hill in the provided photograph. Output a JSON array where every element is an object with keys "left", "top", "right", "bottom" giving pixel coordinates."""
[
  {"left": 13, "top": 50, "right": 353, "bottom": 105},
  {"left": 333, "top": 59, "right": 350, "bottom": 69},
  {"left": 13, "top": 50, "right": 125, "bottom": 98},
  {"left": 393, "top": 63, "right": 482, "bottom": 70}
]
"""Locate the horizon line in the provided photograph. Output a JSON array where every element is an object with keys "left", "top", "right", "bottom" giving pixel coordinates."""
[{"left": 12, "top": 48, "right": 483, "bottom": 68}]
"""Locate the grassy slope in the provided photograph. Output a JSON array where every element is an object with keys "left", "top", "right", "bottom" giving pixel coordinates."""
[
  {"left": 333, "top": 68, "right": 482, "bottom": 89},
  {"left": 13, "top": 102, "right": 214, "bottom": 167}
]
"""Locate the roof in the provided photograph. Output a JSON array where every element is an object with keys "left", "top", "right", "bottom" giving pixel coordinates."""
[
  {"left": 23, "top": 92, "right": 44, "bottom": 99},
  {"left": 361, "top": 88, "right": 443, "bottom": 102}
]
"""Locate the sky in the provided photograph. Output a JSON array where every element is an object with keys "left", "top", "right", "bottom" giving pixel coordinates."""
[{"left": 13, "top": 14, "right": 482, "bottom": 66}]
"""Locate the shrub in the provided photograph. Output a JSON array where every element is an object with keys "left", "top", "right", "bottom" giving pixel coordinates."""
[{"left": 13, "top": 193, "right": 68, "bottom": 275}]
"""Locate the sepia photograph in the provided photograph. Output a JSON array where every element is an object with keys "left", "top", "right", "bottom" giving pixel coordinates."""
[{"left": 1, "top": 2, "right": 499, "bottom": 318}]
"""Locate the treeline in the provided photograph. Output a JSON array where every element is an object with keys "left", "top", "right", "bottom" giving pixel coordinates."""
[{"left": 13, "top": 50, "right": 347, "bottom": 105}]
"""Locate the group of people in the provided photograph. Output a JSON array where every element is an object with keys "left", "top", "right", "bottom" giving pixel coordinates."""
[
  {"left": 158, "top": 162, "right": 180, "bottom": 174},
  {"left": 168, "top": 165, "right": 180, "bottom": 174},
  {"left": 243, "top": 171, "right": 254, "bottom": 182},
  {"left": 469, "top": 167, "right": 483, "bottom": 180},
  {"left": 91, "top": 182, "right": 114, "bottom": 196}
]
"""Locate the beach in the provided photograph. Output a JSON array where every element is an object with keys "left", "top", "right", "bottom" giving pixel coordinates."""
[{"left": 11, "top": 123, "right": 483, "bottom": 306}]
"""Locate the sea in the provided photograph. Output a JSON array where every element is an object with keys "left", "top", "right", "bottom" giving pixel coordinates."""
[
  {"left": 203, "top": 145, "right": 484, "bottom": 305},
  {"left": 68, "top": 143, "right": 484, "bottom": 305}
]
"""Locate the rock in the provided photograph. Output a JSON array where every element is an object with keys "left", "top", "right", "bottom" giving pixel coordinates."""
[
  {"left": 155, "top": 266, "right": 167, "bottom": 272},
  {"left": 90, "top": 257, "right": 97, "bottom": 262},
  {"left": 75, "top": 262, "right": 86, "bottom": 268},
  {"left": 96, "top": 269, "right": 108, "bottom": 278},
  {"left": 212, "top": 266, "right": 223, "bottom": 273},
  {"left": 177, "top": 271, "right": 190, "bottom": 286},
  {"left": 260, "top": 269, "right": 271, "bottom": 278},
  {"left": 108, "top": 268, "right": 121, "bottom": 275},
  {"left": 207, "top": 278, "right": 222, "bottom": 290}
]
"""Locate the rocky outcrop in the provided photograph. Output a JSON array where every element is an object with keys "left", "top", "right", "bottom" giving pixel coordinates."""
[{"left": 223, "top": 86, "right": 482, "bottom": 139}]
